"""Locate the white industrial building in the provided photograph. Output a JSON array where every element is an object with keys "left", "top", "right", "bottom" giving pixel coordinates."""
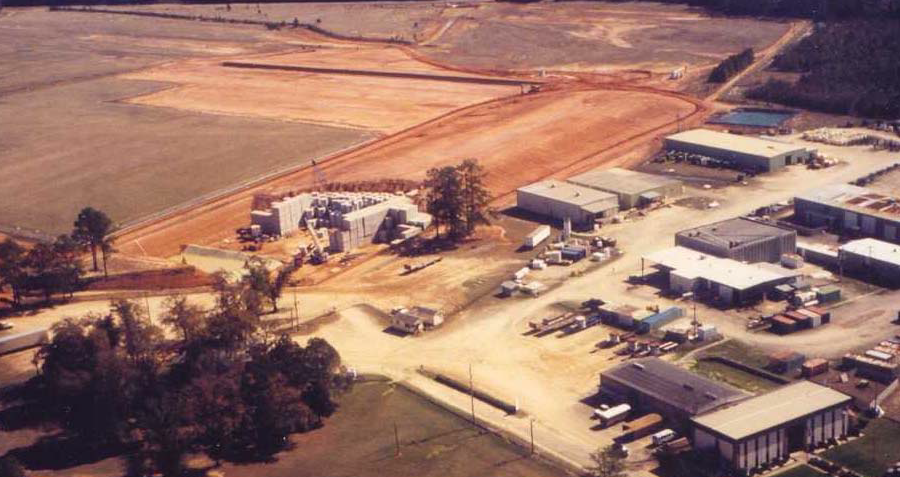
[
  {"left": 251, "top": 192, "right": 432, "bottom": 253},
  {"left": 643, "top": 247, "right": 798, "bottom": 305},
  {"left": 566, "top": 167, "right": 683, "bottom": 210},
  {"left": 516, "top": 179, "right": 618, "bottom": 227},
  {"left": 665, "top": 129, "right": 813, "bottom": 172},
  {"left": 692, "top": 381, "right": 851, "bottom": 473}
]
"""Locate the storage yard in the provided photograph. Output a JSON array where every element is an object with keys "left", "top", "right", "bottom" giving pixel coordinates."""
[{"left": 6, "top": 3, "right": 900, "bottom": 477}]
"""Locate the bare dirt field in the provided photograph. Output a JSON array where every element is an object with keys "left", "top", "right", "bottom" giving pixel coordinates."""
[
  {"left": 115, "top": 86, "right": 700, "bottom": 257},
  {"left": 96, "top": 2, "right": 792, "bottom": 73},
  {"left": 0, "top": 9, "right": 373, "bottom": 237},
  {"left": 428, "top": 2, "right": 792, "bottom": 72},
  {"left": 0, "top": 76, "right": 370, "bottom": 237},
  {"left": 120, "top": 47, "right": 521, "bottom": 133}
]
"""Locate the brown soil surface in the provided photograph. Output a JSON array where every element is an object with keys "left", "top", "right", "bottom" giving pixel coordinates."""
[
  {"left": 115, "top": 83, "right": 702, "bottom": 258},
  {"left": 121, "top": 47, "right": 521, "bottom": 133}
]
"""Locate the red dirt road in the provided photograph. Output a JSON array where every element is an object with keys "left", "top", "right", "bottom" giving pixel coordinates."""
[{"left": 115, "top": 81, "right": 704, "bottom": 258}]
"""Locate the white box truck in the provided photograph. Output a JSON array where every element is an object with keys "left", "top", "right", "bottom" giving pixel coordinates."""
[{"left": 594, "top": 404, "right": 631, "bottom": 428}]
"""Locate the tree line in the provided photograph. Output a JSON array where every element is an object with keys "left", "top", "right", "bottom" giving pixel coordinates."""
[
  {"left": 707, "top": 48, "right": 753, "bottom": 83},
  {"left": 597, "top": 0, "right": 900, "bottom": 20},
  {"left": 747, "top": 21, "right": 900, "bottom": 119},
  {"left": 3, "top": 267, "right": 345, "bottom": 476},
  {"left": 424, "top": 159, "right": 491, "bottom": 241},
  {"left": 0, "top": 207, "right": 115, "bottom": 308}
]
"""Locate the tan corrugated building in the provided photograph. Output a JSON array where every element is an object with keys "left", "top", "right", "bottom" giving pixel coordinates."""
[{"left": 691, "top": 381, "right": 851, "bottom": 473}]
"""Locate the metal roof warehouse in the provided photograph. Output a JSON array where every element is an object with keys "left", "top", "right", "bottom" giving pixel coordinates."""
[
  {"left": 664, "top": 129, "right": 812, "bottom": 172},
  {"left": 600, "top": 358, "right": 750, "bottom": 424},
  {"left": 691, "top": 381, "right": 852, "bottom": 473},
  {"left": 692, "top": 381, "right": 851, "bottom": 441}
]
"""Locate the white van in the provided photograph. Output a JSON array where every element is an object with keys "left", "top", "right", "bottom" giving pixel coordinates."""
[{"left": 652, "top": 429, "right": 676, "bottom": 446}]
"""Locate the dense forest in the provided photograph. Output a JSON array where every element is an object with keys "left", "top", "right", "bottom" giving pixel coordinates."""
[
  {"left": 747, "top": 21, "right": 900, "bottom": 119},
  {"left": 600, "top": 0, "right": 900, "bottom": 19},
  {"left": 1, "top": 265, "right": 348, "bottom": 476},
  {"left": 708, "top": 48, "right": 753, "bottom": 83}
]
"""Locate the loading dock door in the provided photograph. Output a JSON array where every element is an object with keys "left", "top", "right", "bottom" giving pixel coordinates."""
[
  {"left": 861, "top": 216, "right": 876, "bottom": 235},
  {"left": 886, "top": 225, "right": 897, "bottom": 242},
  {"left": 843, "top": 212, "right": 858, "bottom": 230}
]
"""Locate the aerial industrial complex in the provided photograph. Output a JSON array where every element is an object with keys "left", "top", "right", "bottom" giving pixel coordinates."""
[{"left": 5, "top": 5, "right": 900, "bottom": 477}]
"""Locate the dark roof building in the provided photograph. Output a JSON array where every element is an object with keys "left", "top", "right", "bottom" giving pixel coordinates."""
[
  {"left": 599, "top": 358, "right": 750, "bottom": 428},
  {"left": 675, "top": 217, "right": 797, "bottom": 263}
]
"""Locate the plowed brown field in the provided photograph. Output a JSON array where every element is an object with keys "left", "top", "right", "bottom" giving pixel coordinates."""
[
  {"left": 115, "top": 79, "right": 702, "bottom": 258},
  {"left": 120, "top": 46, "right": 521, "bottom": 133}
]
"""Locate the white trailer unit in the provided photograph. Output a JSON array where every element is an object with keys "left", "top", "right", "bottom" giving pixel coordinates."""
[
  {"left": 525, "top": 225, "right": 551, "bottom": 249},
  {"left": 0, "top": 328, "right": 49, "bottom": 355},
  {"left": 595, "top": 404, "right": 631, "bottom": 428}
]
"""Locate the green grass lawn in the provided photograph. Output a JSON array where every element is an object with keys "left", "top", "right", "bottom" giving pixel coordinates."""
[
  {"left": 691, "top": 360, "right": 782, "bottom": 393},
  {"left": 771, "top": 464, "right": 827, "bottom": 477},
  {"left": 823, "top": 418, "right": 900, "bottom": 477},
  {"left": 700, "top": 339, "right": 771, "bottom": 369},
  {"left": 215, "top": 379, "right": 568, "bottom": 477}
]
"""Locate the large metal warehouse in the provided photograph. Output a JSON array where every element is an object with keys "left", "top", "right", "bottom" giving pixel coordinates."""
[
  {"left": 516, "top": 179, "right": 618, "bottom": 227},
  {"left": 692, "top": 381, "right": 851, "bottom": 474},
  {"left": 566, "top": 167, "right": 683, "bottom": 210},
  {"left": 675, "top": 217, "right": 797, "bottom": 263},
  {"left": 664, "top": 129, "right": 812, "bottom": 172},
  {"left": 643, "top": 247, "right": 799, "bottom": 305},
  {"left": 795, "top": 183, "right": 900, "bottom": 243},
  {"left": 600, "top": 358, "right": 750, "bottom": 428}
]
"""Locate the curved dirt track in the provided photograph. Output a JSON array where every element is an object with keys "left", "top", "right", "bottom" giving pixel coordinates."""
[{"left": 114, "top": 39, "right": 710, "bottom": 258}]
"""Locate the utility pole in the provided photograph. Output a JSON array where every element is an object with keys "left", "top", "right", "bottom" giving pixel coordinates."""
[
  {"left": 293, "top": 291, "right": 299, "bottom": 330},
  {"left": 530, "top": 419, "right": 535, "bottom": 456},
  {"left": 144, "top": 292, "right": 152, "bottom": 321},
  {"left": 394, "top": 422, "right": 401, "bottom": 457},
  {"left": 469, "top": 363, "right": 476, "bottom": 426}
]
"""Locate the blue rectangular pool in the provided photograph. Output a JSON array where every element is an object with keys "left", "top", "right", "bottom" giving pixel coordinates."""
[{"left": 709, "top": 108, "right": 796, "bottom": 128}]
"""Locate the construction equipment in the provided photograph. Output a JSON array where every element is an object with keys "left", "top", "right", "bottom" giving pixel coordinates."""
[
  {"left": 311, "top": 159, "right": 327, "bottom": 190},
  {"left": 306, "top": 221, "right": 329, "bottom": 264},
  {"left": 402, "top": 256, "right": 442, "bottom": 275}
]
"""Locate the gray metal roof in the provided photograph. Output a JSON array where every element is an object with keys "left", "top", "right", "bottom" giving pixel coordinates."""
[
  {"left": 692, "top": 381, "right": 851, "bottom": 441},
  {"left": 676, "top": 217, "right": 795, "bottom": 249},
  {"left": 567, "top": 167, "right": 682, "bottom": 196},
  {"left": 518, "top": 180, "right": 618, "bottom": 209},
  {"left": 666, "top": 129, "right": 805, "bottom": 159},
  {"left": 795, "top": 183, "right": 870, "bottom": 206},
  {"left": 601, "top": 358, "right": 750, "bottom": 416}
]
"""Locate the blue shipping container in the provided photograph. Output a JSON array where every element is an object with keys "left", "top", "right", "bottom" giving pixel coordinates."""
[{"left": 635, "top": 307, "right": 685, "bottom": 334}]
